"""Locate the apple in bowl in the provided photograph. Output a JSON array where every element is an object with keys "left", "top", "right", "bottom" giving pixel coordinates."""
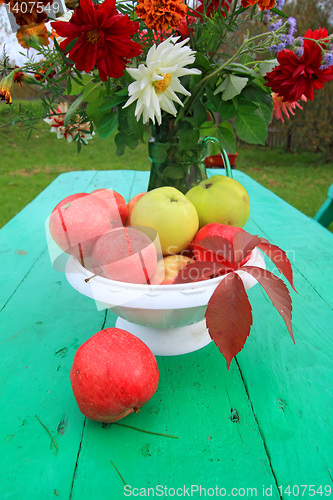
[
  {"left": 186, "top": 175, "right": 250, "bottom": 228},
  {"left": 130, "top": 186, "right": 199, "bottom": 256}
]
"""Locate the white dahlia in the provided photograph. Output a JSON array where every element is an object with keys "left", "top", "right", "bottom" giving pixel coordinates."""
[{"left": 123, "top": 36, "right": 201, "bottom": 125}]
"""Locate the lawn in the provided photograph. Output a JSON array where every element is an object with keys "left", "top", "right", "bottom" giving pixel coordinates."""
[{"left": 1, "top": 104, "right": 332, "bottom": 232}]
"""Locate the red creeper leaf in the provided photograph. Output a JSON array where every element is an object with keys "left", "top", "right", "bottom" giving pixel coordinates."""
[
  {"left": 205, "top": 272, "right": 253, "bottom": 369},
  {"left": 173, "top": 261, "right": 231, "bottom": 284},
  {"left": 232, "top": 231, "right": 262, "bottom": 267},
  {"left": 258, "top": 239, "right": 297, "bottom": 292},
  {"left": 192, "top": 236, "right": 235, "bottom": 266},
  {"left": 241, "top": 266, "right": 295, "bottom": 343}
]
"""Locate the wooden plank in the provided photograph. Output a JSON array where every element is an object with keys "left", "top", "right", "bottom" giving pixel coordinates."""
[
  {"left": 236, "top": 280, "right": 333, "bottom": 491},
  {"left": 1, "top": 248, "right": 108, "bottom": 499},
  {"left": 229, "top": 170, "right": 333, "bottom": 307},
  {"left": 0, "top": 171, "right": 98, "bottom": 310},
  {"left": 69, "top": 317, "right": 280, "bottom": 499}
]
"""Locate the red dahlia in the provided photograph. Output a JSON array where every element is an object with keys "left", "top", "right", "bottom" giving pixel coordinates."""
[
  {"left": 265, "top": 28, "right": 333, "bottom": 102},
  {"left": 51, "top": 0, "right": 142, "bottom": 81}
]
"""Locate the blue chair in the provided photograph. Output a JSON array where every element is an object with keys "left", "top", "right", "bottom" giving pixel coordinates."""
[{"left": 314, "top": 184, "right": 333, "bottom": 228}]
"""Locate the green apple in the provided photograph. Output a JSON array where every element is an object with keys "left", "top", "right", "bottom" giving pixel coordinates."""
[
  {"left": 130, "top": 187, "right": 199, "bottom": 255},
  {"left": 185, "top": 175, "right": 250, "bottom": 228}
]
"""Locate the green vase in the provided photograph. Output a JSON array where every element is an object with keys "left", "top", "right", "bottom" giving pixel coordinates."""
[{"left": 147, "top": 123, "right": 232, "bottom": 194}]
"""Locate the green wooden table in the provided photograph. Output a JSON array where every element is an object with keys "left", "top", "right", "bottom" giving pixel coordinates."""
[{"left": 1, "top": 169, "right": 333, "bottom": 500}]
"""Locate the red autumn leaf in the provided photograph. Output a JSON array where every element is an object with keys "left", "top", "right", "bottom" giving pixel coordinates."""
[
  {"left": 205, "top": 272, "right": 253, "bottom": 369},
  {"left": 241, "top": 266, "right": 295, "bottom": 343},
  {"left": 258, "top": 239, "right": 297, "bottom": 292},
  {"left": 173, "top": 261, "right": 231, "bottom": 284},
  {"left": 192, "top": 236, "right": 235, "bottom": 266},
  {"left": 232, "top": 231, "right": 262, "bottom": 267}
]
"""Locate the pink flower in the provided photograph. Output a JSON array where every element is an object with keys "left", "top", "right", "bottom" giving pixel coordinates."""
[{"left": 272, "top": 93, "right": 307, "bottom": 122}]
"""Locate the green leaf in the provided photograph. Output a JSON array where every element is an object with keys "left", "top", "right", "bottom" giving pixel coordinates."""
[
  {"left": 240, "top": 85, "right": 273, "bottom": 125},
  {"left": 215, "top": 75, "right": 249, "bottom": 101},
  {"left": 178, "top": 123, "right": 199, "bottom": 150},
  {"left": 225, "top": 63, "right": 257, "bottom": 78},
  {"left": 64, "top": 95, "right": 83, "bottom": 128},
  {"left": 161, "top": 166, "right": 185, "bottom": 180},
  {"left": 82, "top": 83, "right": 102, "bottom": 103},
  {"left": 194, "top": 52, "right": 211, "bottom": 72},
  {"left": 95, "top": 113, "right": 118, "bottom": 140},
  {"left": 270, "top": 7, "right": 288, "bottom": 18},
  {"left": 234, "top": 112, "right": 267, "bottom": 145},
  {"left": 217, "top": 122, "right": 236, "bottom": 154},
  {"left": 192, "top": 99, "right": 208, "bottom": 128},
  {"left": 257, "top": 59, "right": 278, "bottom": 76},
  {"left": 217, "top": 99, "right": 237, "bottom": 121},
  {"left": 98, "top": 94, "right": 127, "bottom": 112},
  {"left": 115, "top": 132, "right": 139, "bottom": 155},
  {"left": 200, "top": 120, "right": 218, "bottom": 138},
  {"left": 67, "top": 74, "right": 94, "bottom": 95}
]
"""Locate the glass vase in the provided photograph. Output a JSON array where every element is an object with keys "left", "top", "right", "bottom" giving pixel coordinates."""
[{"left": 147, "top": 122, "right": 232, "bottom": 194}]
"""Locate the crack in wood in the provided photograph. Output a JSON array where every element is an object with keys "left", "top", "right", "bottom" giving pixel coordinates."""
[
  {"left": 235, "top": 358, "right": 281, "bottom": 494},
  {"left": 69, "top": 417, "right": 87, "bottom": 500}
]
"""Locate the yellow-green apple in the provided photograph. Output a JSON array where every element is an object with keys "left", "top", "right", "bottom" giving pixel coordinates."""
[
  {"left": 92, "top": 189, "right": 127, "bottom": 225},
  {"left": 130, "top": 187, "right": 199, "bottom": 255},
  {"left": 49, "top": 193, "right": 111, "bottom": 261},
  {"left": 126, "top": 192, "right": 147, "bottom": 225},
  {"left": 92, "top": 227, "right": 158, "bottom": 284},
  {"left": 150, "top": 254, "right": 195, "bottom": 284},
  {"left": 70, "top": 328, "right": 159, "bottom": 422},
  {"left": 186, "top": 175, "right": 250, "bottom": 228},
  {"left": 193, "top": 223, "right": 252, "bottom": 265}
]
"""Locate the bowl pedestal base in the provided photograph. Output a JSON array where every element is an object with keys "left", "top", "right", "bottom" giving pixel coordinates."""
[{"left": 115, "top": 317, "right": 213, "bottom": 356}]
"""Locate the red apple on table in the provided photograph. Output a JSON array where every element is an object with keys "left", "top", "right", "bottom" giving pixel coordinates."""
[
  {"left": 92, "top": 226, "right": 158, "bottom": 284},
  {"left": 193, "top": 223, "right": 252, "bottom": 265},
  {"left": 70, "top": 328, "right": 159, "bottom": 423},
  {"left": 92, "top": 189, "right": 127, "bottom": 226},
  {"left": 126, "top": 192, "right": 146, "bottom": 225},
  {"left": 150, "top": 254, "right": 195, "bottom": 284},
  {"left": 49, "top": 193, "right": 111, "bottom": 261}
]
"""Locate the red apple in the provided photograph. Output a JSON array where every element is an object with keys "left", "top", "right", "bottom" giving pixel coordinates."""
[
  {"left": 193, "top": 223, "right": 252, "bottom": 265},
  {"left": 92, "top": 226, "right": 158, "bottom": 283},
  {"left": 92, "top": 189, "right": 128, "bottom": 226},
  {"left": 150, "top": 254, "right": 195, "bottom": 284},
  {"left": 70, "top": 328, "right": 159, "bottom": 422},
  {"left": 49, "top": 193, "right": 111, "bottom": 261},
  {"left": 126, "top": 192, "right": 146, "bottom": 225}
]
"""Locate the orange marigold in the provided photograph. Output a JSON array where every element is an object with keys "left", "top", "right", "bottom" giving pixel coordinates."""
[
  {"left": 0, "top": 76, "right": 13, "bottom": 104},
  {"left": 135, "top": 0, "right": 187, "bottom": 32},
  {"left": 16, "top": 23, "right": 49, "bottom": 48},
  {"left": 241, "top": 0, "right": 275, "bottom": 10},
  {"left": 9, "top": 0, "right": 52, "bottom": 26}
]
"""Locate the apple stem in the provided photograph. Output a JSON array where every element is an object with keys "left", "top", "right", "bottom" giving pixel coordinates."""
[
  {"left": 133, "top": 407, "right": 141, "bottom": 413},
  {"left": 84, "top": 271, "right": 103, "bottom": 283}
]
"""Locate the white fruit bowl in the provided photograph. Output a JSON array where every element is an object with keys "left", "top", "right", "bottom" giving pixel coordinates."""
[{"left": 65, "top": 247, "right": 265, "bottom": 356}]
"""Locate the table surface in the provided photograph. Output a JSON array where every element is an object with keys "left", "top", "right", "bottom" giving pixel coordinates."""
[{"left": 1, "top": 169, "right": 333, "bottom": 500}]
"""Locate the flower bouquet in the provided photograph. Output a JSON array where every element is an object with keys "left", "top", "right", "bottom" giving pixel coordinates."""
[{"left": 0, "top": 0, "right": 332, "bottom": 161}]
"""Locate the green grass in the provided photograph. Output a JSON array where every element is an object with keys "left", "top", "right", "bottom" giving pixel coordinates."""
[{"left": 1, "top": 104, "right": 332, "bottom": 232}]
